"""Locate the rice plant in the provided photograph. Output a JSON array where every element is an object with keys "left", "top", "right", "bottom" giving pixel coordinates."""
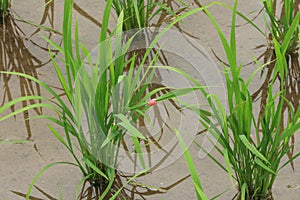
[
  {"left": 23, "top": 0, "right": 161, "bottom": 196},
  {"left": 175, "top": 130, "right": 208, "bottom": 200},
  {"left": 253, "top": 0, "right": 300, "bottom": 117},
  {"left": 262, "top": 0, "right": 299, "bottom": 56},
  {"left": 177, "top": 0, "right": 300, "bottom": 199},
  {"left": 253, "top": 0, "right": 300, "bottom": 100},
  {"left": 0, "top": 0, "right": 211, "bottom": 198},
  {"left": 251, "top": 0, "right": 300, "bottom": 168},
  {"left": 0, "top": 0, "right": 9, "bottom": 20},
  {"left": 110, "top": 0, "right": 187, "bottom": 31}
]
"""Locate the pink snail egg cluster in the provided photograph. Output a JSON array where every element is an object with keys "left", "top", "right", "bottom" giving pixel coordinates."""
[{"left": 148, "top": 99, "right": 157, "bottom": 106}]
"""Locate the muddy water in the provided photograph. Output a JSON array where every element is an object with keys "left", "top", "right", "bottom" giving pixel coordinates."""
[{"left": 1, "top": 0, "right": 300, "bottom": 199}]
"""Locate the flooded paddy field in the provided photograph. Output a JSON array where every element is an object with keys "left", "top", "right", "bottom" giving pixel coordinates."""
[{"left": 0, "top": 0, "right": 299, "bottom": 199}]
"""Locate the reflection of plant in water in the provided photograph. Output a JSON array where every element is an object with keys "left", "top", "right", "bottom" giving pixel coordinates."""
[
  {"left": 76, "top": 173, "right": 190, "bottom": 200},
  {"left": 72, "top": 1, "right": 111, "bottom": 34},
  {"left": 23, "top": 0, "right": 58, "bottom": 40},
  {"left": 0, "top": 0, "right": 113, "bottom": 140},
  {"left": 12, "top": 173, "right": 189, "bottom": 199},
  {"left": 0, "top": 15, "right": 52, "bottom": 139},
  {"left": 0, "top": 0, "right": 61, "bottom": 140}
]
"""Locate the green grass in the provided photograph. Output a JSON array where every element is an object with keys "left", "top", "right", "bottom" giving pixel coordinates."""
[
  {"left": 1, "top": 0, "right": 298, "bottom": 199},
  {"left": 175, "top": 129, "right": 208, "bottom": 200},
  {"left": 252, "top": 0, "right": 300, "bottom": 167},
  {"left": 0, "top": 0, "right": 213, "bottom": 198},
  {"left": 176, "top": 0, "right": 300, "bottom": 199},
  {"left": 262, "top": 0, "right": 299, "bottom": 55},
  {"left": 200, "top": 1, "right": 300, "bottom": 198},
  {"left": 26, "top": 0, "right": 160, "bottom": 194},
  {"left": 111, "top": 0, "right": 186, "bottom": 30},
  {"left": 259, "top": 0, "right": 300, "bottom": 82}
]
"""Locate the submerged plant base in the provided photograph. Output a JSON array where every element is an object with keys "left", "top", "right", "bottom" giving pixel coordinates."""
[
  {"left": 0, "top": 11, "right": 9, "bottom": 23},
  {"left": 78, "top": 175, "right": 130, "bottom": 200},
  {"left": 234, "top": 190, "right": 274, "bottom": 200},
  {"left": 88, "top": 178, "right": 109, "bottom": 191},
  {"left": 0, "top": 0, "right": 10, "bottom": 23},
  {"left": 78, "top": 180, "right": 111, "bottom": 200}
]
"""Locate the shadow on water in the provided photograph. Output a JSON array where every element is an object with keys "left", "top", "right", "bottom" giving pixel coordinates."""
[
  {"left": 0, "top": 16, "right": 50, "bottom": 140},
  {"left": 73, "top": 2, "right": 108, "bottom": 32},
  {"left": 11, "top": 173, "right": 190, "bottom": 200},
  {"left": 11, "top": 186, "right": 56, "bottom": 200},
  {"left": 0, "top": 0, "right": 107, "bottom": 140},
  {"left": 0, "top": 0, "right": 61, "bottom": 139}
]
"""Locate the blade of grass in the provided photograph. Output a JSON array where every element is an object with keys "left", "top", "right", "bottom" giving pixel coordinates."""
[{"left": 175, "top": 129, "right": 208, "bottom": 200}]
